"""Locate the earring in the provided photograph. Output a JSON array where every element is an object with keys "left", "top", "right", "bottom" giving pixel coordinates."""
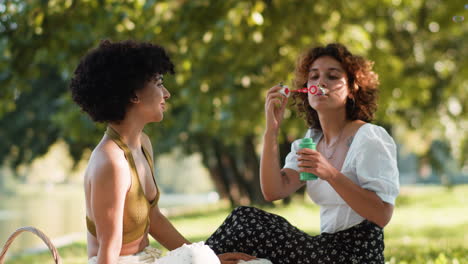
[
  {"left": 131, "top": 96, "right": 139, "bottom": 103},
  {"left": 354, "top": 83, "right": 359, "bottom": 91}
]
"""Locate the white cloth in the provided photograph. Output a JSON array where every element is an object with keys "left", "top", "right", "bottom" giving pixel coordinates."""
[
  {"left": 283, "top": 123, "right": 400, "bottom": 233},
  {"left": 88, "top": 242, "right": 221, "bottom": 264},
  {"left": 88, "top": 246, "right": 162, "bottom": 264},
  {"left": 157, "top": 242, "right": 271, "bottom": 264},
  {"left": 158, "top": 242, "right": 220, "bottom": 264}
]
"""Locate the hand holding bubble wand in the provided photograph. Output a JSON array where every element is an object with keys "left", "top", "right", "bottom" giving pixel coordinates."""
[{"left": 275, "top": 82, "right": 321, "bottom": 181}]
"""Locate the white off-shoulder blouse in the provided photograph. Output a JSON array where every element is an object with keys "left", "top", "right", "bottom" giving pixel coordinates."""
[{"left": 283, "top": 123, "right": 400, "bottom": 233}]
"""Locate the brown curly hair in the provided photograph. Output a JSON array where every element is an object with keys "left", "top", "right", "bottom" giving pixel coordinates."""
[{"left": 292, "top": 43, "right": 379, "bottom": 130}]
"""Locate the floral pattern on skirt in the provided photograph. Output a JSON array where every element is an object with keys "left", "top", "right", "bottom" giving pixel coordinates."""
[{"left": 206, "top": 206, "right": 385, "bottom": 264}]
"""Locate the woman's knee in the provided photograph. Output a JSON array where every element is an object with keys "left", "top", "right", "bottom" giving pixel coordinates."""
[
  {"left": 232, "top": 206, "right": 254, "bottom": 214},
  {"left": 230, "top": 206, "right": 265, "bottom": 218}
]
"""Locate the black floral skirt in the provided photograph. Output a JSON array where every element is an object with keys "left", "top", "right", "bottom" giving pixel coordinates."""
[{"left": 206, "top": 206, "right": 385, "bottom": 264}]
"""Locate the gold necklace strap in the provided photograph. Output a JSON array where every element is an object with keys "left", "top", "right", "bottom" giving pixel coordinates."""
[{"left": 105, "top": 126, "right": 139, "bottom": 177}]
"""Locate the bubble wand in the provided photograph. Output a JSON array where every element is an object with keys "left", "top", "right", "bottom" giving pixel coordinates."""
[{"left": 278, "top": 83, "right": 327, "bottom": 97}]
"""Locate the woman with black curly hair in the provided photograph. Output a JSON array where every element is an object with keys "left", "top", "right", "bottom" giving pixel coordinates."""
[
  {"left": 70, "top": 40, "right": 257, "bottom": 264},
  {"left": 206, "top": 43, "right": 400, "bottom": 263}
]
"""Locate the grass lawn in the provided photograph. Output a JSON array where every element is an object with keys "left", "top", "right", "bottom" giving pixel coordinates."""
[{"left": 4, "top": 185, "right": 468, "bottom": 264}]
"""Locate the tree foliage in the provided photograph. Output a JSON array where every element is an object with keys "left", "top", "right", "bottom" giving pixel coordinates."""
[{"left": 0, "top": 0, "right": 466, "bottom": 204}]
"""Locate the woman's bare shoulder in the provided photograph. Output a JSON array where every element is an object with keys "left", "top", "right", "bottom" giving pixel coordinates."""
[{"left": 86, "top": 139, "right": 130, "bottom": 185}]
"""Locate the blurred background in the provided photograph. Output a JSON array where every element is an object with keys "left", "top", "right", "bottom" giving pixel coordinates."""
[{"left": 0, "top": 0, "right": 467, "bottom": 263}]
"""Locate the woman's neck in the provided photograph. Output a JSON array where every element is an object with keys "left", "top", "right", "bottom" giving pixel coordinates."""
[
  {"left": 108, "top": 120, "right": 144, "bottom": 150},
  {"left": 317, "top": 111, "right": 349, "bottom": 145}
]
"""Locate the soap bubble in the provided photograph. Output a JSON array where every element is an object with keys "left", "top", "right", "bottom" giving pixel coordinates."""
[{"left": 453, "top": 16, "right": 464, "bottom": 22}]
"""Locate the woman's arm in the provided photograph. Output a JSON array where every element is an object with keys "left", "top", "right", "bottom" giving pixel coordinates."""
[
  {"left": 141, "top": 133, "right": 190, "bottom": 250},
  {"left": 91, "top": 156, "right": 130, "bottom": 264},
  {"left": 260, "top": 132, "right": 304, "bottom": 201},
  {"left": 143, "top": 133, "right": 258, "bottom": 263},
  {"left": 148, "top": 206, "right": 190, "bottom": 250},
  {"left": 327, "top": 173, "right": 394, "bottom": 227},
  {"left": 260, "top": 85, "right": 305, "bottom": 201},
  {"left": 297, "top": 148, "right": 394, "bottom": 227}
]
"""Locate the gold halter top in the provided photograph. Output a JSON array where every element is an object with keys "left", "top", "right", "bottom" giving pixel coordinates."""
[{"left": 86, "top": 127, "right": 160, "bottom": 244}]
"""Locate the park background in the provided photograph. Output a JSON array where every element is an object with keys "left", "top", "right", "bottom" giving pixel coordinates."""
[{"left": 0, "top": 0, "right": 467, "bottom": 263}]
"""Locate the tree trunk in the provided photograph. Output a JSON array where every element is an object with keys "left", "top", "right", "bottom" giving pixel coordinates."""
[
  {"left": 195, "top": 134, "right": 289, "bottom": 207},
  {"left": 196, "top": 137, "right": 231, "bottom": 202},
  {"left": 212, "top": 139, "right": 244, "bottom": 206},
  {"left": 242, "top": 135, "right": 270, "bottom": 205},
  {"left": 225, "top": 147, "right": 252, "bottom": 205},
  {"left": 0, "top": 172, "right": 4, "bottom": 191}
]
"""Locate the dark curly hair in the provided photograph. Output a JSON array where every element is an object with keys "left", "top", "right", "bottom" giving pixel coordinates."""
[
  {"left": 70, "top": 39, "right": 175, "bottom": 123},
  {"left": 292, "top": 43, "right": 379, "bottom": 130}
]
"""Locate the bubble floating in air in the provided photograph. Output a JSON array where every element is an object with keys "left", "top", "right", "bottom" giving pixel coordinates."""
[{"left": 453, "top": 16, "right": 464, "bottom": 22}]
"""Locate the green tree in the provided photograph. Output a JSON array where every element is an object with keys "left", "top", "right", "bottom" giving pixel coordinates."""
[{"left": 0, "top": 0, "right": 466, "bottom": 203}]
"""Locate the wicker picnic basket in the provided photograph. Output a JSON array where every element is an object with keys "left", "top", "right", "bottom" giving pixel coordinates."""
[{"left": 0, "top": 226, "right": 62, "bottom": 264}]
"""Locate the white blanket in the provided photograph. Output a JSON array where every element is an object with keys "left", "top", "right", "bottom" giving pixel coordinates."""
[{"left": 88, "top": 242, "right": 272, "bottom": 264}]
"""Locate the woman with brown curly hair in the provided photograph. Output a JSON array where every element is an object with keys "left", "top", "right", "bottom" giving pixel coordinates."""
[{"left": 206, "top": 43, "right": 399, "bottom": 263}]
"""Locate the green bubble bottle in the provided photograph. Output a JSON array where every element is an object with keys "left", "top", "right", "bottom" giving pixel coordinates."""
[{"left": 299, "top": 138, "right": 318, "bottom": 180}]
